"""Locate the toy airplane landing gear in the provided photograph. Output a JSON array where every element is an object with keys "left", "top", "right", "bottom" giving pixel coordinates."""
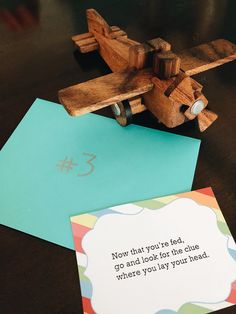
[
  {"left": 58, "top": 9, "right": 236, "bottom": 132},
  {"left": 111, "top": 96, "right": 146, "bottom": 126}
]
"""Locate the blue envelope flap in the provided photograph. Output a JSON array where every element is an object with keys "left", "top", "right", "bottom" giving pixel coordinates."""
[{"left": 0, "top": 99, "right": 200, "bottom": 249}]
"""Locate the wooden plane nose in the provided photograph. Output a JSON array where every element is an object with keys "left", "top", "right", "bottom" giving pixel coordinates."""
[
  {"left": 183, "top": 90, "right": 208, "bottom": 120},
  {"left": 197, "top": 109, "right": 218, "bottom": 132},
  {"left": 182, "top": 91, "right": 218, "bottom": 132},
  {"left": 190, "top": 99, "right": 205, "bottom": 115}
]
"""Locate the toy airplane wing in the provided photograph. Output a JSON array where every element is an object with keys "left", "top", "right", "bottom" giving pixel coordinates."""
[
  {"left": 179, "top": 39, "right": 236, "bottom": 76},
  {"left": 59, "top": 68, "right": 153, "bottom": 116}
]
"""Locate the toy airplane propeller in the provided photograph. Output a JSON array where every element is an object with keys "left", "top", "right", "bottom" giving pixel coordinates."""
[{"left": 58, "top": 9, "right": 236, "bottom": 131}]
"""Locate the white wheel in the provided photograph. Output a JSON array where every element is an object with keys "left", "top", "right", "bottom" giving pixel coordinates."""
[{"left": 111, "top": 100, "right": 133, "bottom": 126}]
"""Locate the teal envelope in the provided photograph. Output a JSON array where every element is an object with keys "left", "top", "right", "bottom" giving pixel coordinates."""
[{"left": 0, "top": 99, "right": 200, "bottom": 249}]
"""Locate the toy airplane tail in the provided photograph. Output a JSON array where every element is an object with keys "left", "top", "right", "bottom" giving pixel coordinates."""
[{"left": 72, "top": 9, "right": 127, "bottom": 53}]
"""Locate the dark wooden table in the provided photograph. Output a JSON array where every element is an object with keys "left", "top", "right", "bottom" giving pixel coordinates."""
[{"left": 0, "top": 1, "right": 236, "bottom": 313}]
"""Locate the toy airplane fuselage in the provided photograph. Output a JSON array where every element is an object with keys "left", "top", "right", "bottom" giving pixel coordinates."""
[{"left": 58, "top": 9, "right": 236, "bottom": 131}]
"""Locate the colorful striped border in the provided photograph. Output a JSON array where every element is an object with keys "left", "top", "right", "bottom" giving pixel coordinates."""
[{"left": 70, "top": 187, "right": 236, "bottom": 314}]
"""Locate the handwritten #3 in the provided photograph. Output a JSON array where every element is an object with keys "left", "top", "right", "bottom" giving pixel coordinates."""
[{"left": 57, "top": 153, "right": 96, "bottom": 177}]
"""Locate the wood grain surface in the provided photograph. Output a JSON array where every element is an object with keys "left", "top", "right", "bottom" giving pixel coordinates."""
[
  {"left": 59, "top": 68, "right": 153, "bottom": 115},
  {"left": 153, "top": 50, "right": 181, "bottom": 79},
  {"left": 179, "top": 39, "right": 236, "bottom": 75}
]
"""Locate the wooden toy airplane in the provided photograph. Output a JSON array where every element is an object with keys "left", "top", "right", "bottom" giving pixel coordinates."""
[{"left": 58, "top": 9, "right": 236, "bottom": 131}]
